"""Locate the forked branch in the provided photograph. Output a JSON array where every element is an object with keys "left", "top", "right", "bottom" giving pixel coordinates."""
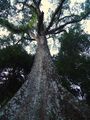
[
  {"left": 46, "top": 0, "right": 66, "bottom": 32},
  {"left": 46, "top": 10, "right": 90, "bottom": 35}
]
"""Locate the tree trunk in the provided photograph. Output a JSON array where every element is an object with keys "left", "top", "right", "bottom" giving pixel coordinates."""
[{"left": 0, "top": 35, "right": 90, "bottom": 120}]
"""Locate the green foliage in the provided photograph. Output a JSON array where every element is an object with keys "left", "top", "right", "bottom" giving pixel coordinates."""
[
  {"left": 28, "top": 12, "right": 37, "bottom": 29},
  {"left": 28, "top": 6, "right": 37, "bottom": 29},
  {"left": 0, "top": 45, "right": 34, "bottom": 107},
  {"left": 55, "top": 24, "right": 90, "bottom": 104},
  {"left": 0, "top": 45, "right": 34, "bottom": 73}
]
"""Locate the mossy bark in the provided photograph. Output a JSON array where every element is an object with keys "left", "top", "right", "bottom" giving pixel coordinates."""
[{"left": 0, "top": 35, "right": 90, "bottom": 120}]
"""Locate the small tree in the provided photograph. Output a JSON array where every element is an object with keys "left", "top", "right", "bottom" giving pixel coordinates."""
[{"left": 0, "top": 0, "right": 90, "bottom": 120}]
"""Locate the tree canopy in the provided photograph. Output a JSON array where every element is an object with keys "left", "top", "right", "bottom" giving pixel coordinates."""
[{"left": 0, "top": 0, "right": 90, "bottom": 39}]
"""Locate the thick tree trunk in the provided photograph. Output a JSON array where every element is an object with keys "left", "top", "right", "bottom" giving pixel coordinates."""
[{"left": 0, "top": 35, "right": 90, "bottom": 120}]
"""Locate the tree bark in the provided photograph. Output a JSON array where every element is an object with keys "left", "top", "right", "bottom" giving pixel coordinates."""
[{"left": 0, "top": 35, "right": 90, "bottom": 120}]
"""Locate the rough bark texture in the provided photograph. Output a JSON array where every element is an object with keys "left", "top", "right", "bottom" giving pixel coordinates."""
[{"left": 0, "top": 35, "right": 90, "bottom": 120}]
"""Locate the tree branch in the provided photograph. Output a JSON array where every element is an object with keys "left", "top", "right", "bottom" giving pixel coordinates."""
[
  {"left": 46, "top": 29, "right": 66, "bottom": 35},
  {"left": 58, "top": 14, "right": 79, "bottom": 22},
  {"left": 28, "top": 30, "right": 37, "bottom": 40},
  {"left": 46, "top": 11, "right": 90, "bottom": 35},
  {"left": 15, "top": 33, "right": 35, "bottom": 45},
  {"left": 0, "top": 18, "right": 29, "bottom": 33},
  {"left": 17, "top": 1, "right": 40, "bottom": 16},
  {"left": 33, "top": 0, "right": 42, "bottom": 8},
  {"left": 46, "top": 0, "right": 66, "bottom": 32},
  {"left": 32, "top": 0, "right": 41, "bottom": 16}
]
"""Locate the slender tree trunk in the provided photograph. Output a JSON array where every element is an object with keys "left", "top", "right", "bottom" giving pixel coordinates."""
[{"left": 0, "top": 35, "right": 90, "bottom": 120}]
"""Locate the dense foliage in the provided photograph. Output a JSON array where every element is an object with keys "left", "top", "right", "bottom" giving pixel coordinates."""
[
  {"left": 55, "top": 24, "right": 90, "bottom": 105},
  {"left": 0, "top": 45, "right": 34, "bottom": 107}
]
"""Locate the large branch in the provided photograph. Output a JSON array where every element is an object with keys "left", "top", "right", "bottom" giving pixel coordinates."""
[
  {"left": 46, "top": 11, "right": 90, "bottom": 35},
  {"left": 0, "top": 18, "right": 29, "bottom": 34},
  {"left": 33, "top": 0, "right": 42, "bottom": 8},
  {"left": 58, "top": 14, "right": 79, "bottom": 22},
  {"left": 46, "top": 29, "right": 66, "bottom": 35},
  {"left": 17, "top": 1, "right": 40, "bottom": 16},
  {"left": 46, "top": 0, "right": 66, "bottom": 32}
]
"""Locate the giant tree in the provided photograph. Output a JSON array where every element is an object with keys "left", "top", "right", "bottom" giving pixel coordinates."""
[{"left": 0, "top": 0, "right": 90, "bottom": 120}]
